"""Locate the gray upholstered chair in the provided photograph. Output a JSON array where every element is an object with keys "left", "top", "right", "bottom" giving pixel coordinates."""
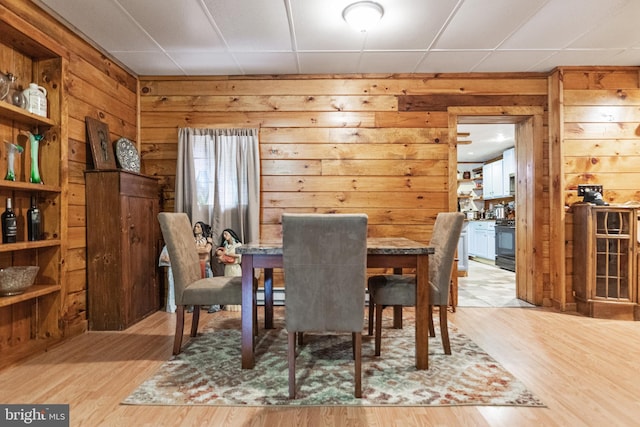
[
  {"left": 367, "top": 212, "right": 464, "bottom": 356},
  {"left": 158, "top": 212, "right": 244, "bottom": 355},
  {"left": 282, "top": 213, "right": 368, "bottom": 399}
]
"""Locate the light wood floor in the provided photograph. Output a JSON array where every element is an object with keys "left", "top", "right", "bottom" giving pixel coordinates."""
[{"left": 1, "top": 306, "right": 639, "bottom": 427}]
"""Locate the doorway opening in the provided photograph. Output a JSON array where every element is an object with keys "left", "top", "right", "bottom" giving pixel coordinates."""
[
  {"left": 449, "top": 107, "right": 544, "bottom": 306},
  {"left": 456, "top": 123, "right": 519, "bottom": 306}
]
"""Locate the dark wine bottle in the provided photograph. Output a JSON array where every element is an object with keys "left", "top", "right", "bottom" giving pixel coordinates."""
[
  {"left": 27, "top": 195, "right": 41, "bottom": 241},
  {"left": 2, "top": 197, "right": 17, "bottom": 243}
]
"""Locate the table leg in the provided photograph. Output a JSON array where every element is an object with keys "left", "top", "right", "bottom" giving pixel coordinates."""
[
  {"left": 415, "top": 254, "right": 429, "bottom": 370},
  {"left": 392, "top": 267, "right": 403, "bottom": 328},
  {"left": 264, "top": 268, "right": 274, "bottom": 329},
  {"left": 241, "top": 254, "right": 255, "bottom": 369}
]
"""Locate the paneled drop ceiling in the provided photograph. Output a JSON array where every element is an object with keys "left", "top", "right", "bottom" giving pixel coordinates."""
[
  {"left": 31, "top": 0, "right": 640, "bottom": 163},
  {"left": 34, "top": 0, "right": 640, "bottom": 76}
]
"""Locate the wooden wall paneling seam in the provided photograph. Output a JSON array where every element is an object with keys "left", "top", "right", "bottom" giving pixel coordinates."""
[
  {"left": 258, "top": 127, "right": 448, "bottom": 143},
  {"left": 139, "top": 95, "right": 399, "bottom": 112},
  {"left": 260, "top": 143, "right": 449, "bottom": 160},
  {"left": 563, "top": 89, "right": 640, "bottom": 105},
  {"left": 399, "top": 94, "right": 548, "bottom": 111},
  {"left": 559, "top": 68, "right": 640, "bottom": 90},
  {"left": 262, "top": 176, "right": 448, "bottom": 192},
  {"left": 139, "top": 78, "right": 548, "bottom": 96}
]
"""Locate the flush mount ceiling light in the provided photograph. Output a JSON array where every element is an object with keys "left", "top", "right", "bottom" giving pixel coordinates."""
[{"left": 342, "top": 1, "right": 384, "bottom": 32}]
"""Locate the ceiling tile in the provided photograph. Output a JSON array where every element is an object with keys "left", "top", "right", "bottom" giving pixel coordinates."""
[
  {"left": 110, "top": 51, "right": 184, "bottom": 75},
  {"left": 39, "top": 0, "right": 159, "bottom": 51},
  {"left": 473, "top": 50, "right": 558, "bottom": 73},
  {"left": 167, "top": 51, "right": 243, "bottom": 75},
  {"left": 118, "top": 0, "right": 226, "bottom": 50},
  {"left": 415, "top": 51, "right": 491, "bottom": 73},
  {"left": 502, "top": 0, "right": 630, "bottom": 49},
  {"left": 357, "top": 51, "right": 425, "bottom": 73},
  {"left": 434, "top": 0, "right": 547, "bottom": 49},
  {"left": 533, "top": 49, "right": 626, "bottom": 71},
  {"left": 202, "top": 0, "right": 292, "bottom": 51},
  {"left": 298, "top": 52, "right": 362, "bottom": 74},
  {"left": 233, "top": 52, "right": 300, "bottom": 75},
  {"left": 567, "top": 1, "right": 640, "bottom": 49},
  {"left": 363, "top": 0, "right": 459, "bottom": 50}
]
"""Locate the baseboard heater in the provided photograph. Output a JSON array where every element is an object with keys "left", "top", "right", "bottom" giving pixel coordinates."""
[
  {"left": 256, "top": 288, "right": 371, "bottom": 306},
  {"left": 256, "top": 287, "right": 286, "bottom": 306}
]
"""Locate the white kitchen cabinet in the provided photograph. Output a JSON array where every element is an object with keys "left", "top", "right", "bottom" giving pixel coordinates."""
[
  {"left": 503, "top": 147, "right": 515, "bottom": 175},
  {"left": 486, "top": 221, "right": 496, "bottom": 260},
  {"left": 503, "top": 147, "right": 515, "bottom": 195},
  {"left": 482, "top": 164, "right": 491, "bottom": 198},
  {"left": 482, "top": 160, "right": 504, "bottom": 199},
  {"left": 468, "top": 221, "right": 480, "bottom": 257},
  {"left": 457, "top": 221, "right": 469, "bottom": 273},
  {"left": 467, "top": 220, "right": 496, "bottom": 260}
]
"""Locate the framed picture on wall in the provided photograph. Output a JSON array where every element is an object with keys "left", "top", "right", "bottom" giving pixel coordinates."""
[{"left": 85, "top": 116, "right": 116, "bottom": 169}]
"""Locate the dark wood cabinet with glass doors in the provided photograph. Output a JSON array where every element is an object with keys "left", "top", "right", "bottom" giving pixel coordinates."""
[{"left": 573, "top": 204, "right": 639, "bottom": 320}]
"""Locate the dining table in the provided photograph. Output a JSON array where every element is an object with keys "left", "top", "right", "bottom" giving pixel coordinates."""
[{"left": 237, "top": 237, "right": 435, "bottom": 370}]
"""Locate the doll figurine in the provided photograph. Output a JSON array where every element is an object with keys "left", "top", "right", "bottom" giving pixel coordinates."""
[
  {"left": 216, "top": 228, "right": 242, "bottom": 277},
  {"left": 193, "top": 221, "right": 214, "bottom": 278}
]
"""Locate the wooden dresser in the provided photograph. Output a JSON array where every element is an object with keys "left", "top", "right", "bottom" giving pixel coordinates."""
[{"left": 86, "top": 170, "right": 161, "bottom": 330}]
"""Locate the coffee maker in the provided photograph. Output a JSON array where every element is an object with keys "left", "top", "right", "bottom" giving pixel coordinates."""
[{"left": 578, "top": 184, "right": 608, "bottom": 205}]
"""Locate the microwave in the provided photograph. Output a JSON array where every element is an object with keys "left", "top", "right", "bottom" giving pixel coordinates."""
[{"left": 509, "top": 173, "right": 516, "bottom": 196}]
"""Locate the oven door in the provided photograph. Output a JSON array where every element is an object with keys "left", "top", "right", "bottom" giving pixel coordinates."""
[
  {"left": 495, "top": 226, "right": 515, "bottom": 257},
  {"left": 495, "top": 225, "right": 516, "bottom": 271}
]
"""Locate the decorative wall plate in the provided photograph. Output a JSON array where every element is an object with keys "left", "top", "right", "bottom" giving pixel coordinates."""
[{"left": 115, "top": 137, "right": 140, "bottom": 173}]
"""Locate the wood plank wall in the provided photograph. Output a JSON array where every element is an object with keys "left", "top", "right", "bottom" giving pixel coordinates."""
[
  {"left": 1, "top": 0, "right": 138, "bottom": 336},
  {"left": 4, "top": 1, "right": 639, "bottom": 361},
  {"left": 139, "top": 74, "right": 548, "bottom": 253},
  {"left": 558, "top": 67, "right": 640, "bottom": 307}
]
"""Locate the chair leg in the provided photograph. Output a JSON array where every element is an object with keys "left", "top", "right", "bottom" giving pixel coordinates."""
[
  {"left": 190, "top": 305, "right": 200, "bottom": 337},
  {"left": 352, "top": 332, "right": 356, "bottom": 360},
  {"left": 374, "top": 303, "right": 383, "bottom": 356},
  {"left": 354, "top": 332, "right": 362, "bottom": 398},
  {"left": 367, "top": 292, "right": 374, "bottom": 336},
  {"left": 393, "top": 305, "right": 403, "bottom": 329},
  {"left": 297, "top": 331, "right": 304, "bottom": 346},
  {"left": 173, "top": 305, "right": 185, "bottom": 355},
  {"left": 288, "top": 331, "right": 296, "bottom": 399},
  {"left": 439, "top": 304, "right": 451, "bottom": 355},
  {"left": 428, "top": 305, "right": 435, "bottom": 337},
  {"left": 450, "top": 260, "right": 458, "bottom": 313}
]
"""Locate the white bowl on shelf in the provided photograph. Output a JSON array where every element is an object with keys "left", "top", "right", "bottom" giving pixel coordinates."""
[{"left": 0, "top": 266, "right": 39, "bottom": 296}]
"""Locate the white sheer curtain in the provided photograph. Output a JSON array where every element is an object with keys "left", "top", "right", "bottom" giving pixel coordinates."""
[{"left": 175, "top": 128, "right": 260, "bottom": 273}]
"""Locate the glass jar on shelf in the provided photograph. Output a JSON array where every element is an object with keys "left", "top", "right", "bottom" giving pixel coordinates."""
[
  {"left": 0, "top": 70, "right": 10, "bottom": 101},
  {"left": 6, "top": 73, "right": 27, "bottom": 109}
]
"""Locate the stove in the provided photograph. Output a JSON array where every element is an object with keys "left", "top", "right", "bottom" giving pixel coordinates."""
[{"left": 495, "top": 219, "right": 516, "bottom": 271}]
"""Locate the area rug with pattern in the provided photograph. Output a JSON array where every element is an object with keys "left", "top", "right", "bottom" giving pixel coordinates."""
[{"left": 123, "top": 310, "right": 545, "bottom": 407}]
